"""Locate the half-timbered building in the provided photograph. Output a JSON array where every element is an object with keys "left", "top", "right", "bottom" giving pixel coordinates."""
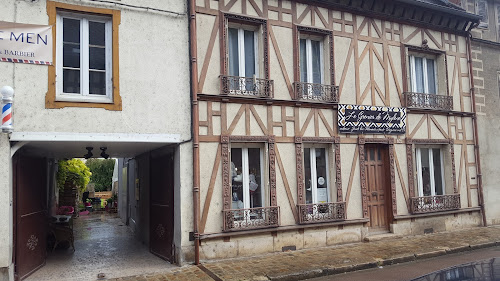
[{"left": 187, "top": 0, "right": 483, "bottom": 262}]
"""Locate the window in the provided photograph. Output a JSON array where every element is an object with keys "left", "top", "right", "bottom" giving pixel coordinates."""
[
  {"left": 476, "top": 0, "right": 489, "bottom": 28},
  {"left": 300, "top": 38, "right": 323, "bottom": 85},
  {"left": 304, "top": 147, "right": 330, "bottom": 204},
  {"left": 409, "top": 55, "right": 437, "bottom": 95},
  {"left": 46, "top": 1, "right": 121, "bottom": 110},
  {"left": 228, "top": 27, "right": 258, "bottom": 80},
  {"left": 416, "top": 148, "right": 445, "bottom": 197},
  {"left": 496, "top": 4, "right": 500, "bottom": 41},
  {"left": 231, "top": 147, "right": 264, "bottom": 210},
  {"left": 57, "top": 12, "right": 112, "bottom": 102}
]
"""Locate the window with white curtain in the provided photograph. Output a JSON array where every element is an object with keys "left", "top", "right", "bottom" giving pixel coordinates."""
[
  {"left": 228, "top": 27, "right": 258, "bottom": 77},
  {"left": 56, "top": 11, "right": 113, "bottom": 103},
  {"left": 416, "top": 148, "right": 445, "bottom": 197},
  {"left": 304, "top": 147, "right": 330, "bottom": 204},
  {"left": 231, "top": 146, "right": 264, "bottom": 210},
  {"left": 409, "top": 54, "right": 437, "bottom": 95},
  {"left": 300, "top": 38, "right": 323, "bottom": 85}
]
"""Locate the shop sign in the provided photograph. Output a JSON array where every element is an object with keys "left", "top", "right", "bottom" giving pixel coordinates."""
[
  {"left": 0, "top": 21, "right": 52, "bottom": 65},
  {"left": 338, "top": 104, "right": 406, "bottom": 134}
]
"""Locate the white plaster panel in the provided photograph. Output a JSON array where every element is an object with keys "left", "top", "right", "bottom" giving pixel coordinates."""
[
  {"left": 389, "top": 45, "right": 403, "bottom": 107},
  {"left": 198, "top": 15, "right": 221, "bottom": 95},
  {"left": 227, "top": 0, "right": 242, "bottom": 14},
  {"left": 227, "top": 103, "right": 245, "bottom": 135},
  {"left": 408, "top": 114, "right": 427, "bottom": 139},
  {"left": 341, "top": 144, "right": 362, "bottom": 219},
  {"left": 269, "top": 10, "right": 279, "bottom": 21},
  {"left": 197, "top": 14, "right": 216, "bottom": 84},
  {"left": 317, "top": 7, "right": 329, "bottom": 29},
  {"left": 394, "top": 144, "right": 409, "bottom": 216},
  {"left": 335, "top": 37, "right": 356, "bottom": 104},
  {"left": 270, "top": 25, "right": 293, "bottom": 101},
  {"left": 199, "top": 143, "right": 223, "bottom": 234},
  {"left": 276, "top": 143, "right": 297, "bottom": 226},
  {"left": 358, "top": 16, "right": 368, "bottom": 36},
  {"left": 297, "top": 4, "right": 311, "bottom": 26},
  {"left": 402, "top": 25, "right": 420, "bottom": 46},
  {"left": 464, "top": 118, "right": 473, "bottom": 141},
  {"left": 467, "top": 144, "right": 476, "bottom": 163},
  {"left": 0, "top": 135, "right": 11, "bottom": 267},
  {"left": 299, "top": 108, "right": 315, "bottom": 137}
]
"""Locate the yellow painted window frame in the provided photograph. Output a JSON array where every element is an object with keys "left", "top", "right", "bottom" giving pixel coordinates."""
[{"left": 46, "top": 1, "right": 122, "bottom": 111}]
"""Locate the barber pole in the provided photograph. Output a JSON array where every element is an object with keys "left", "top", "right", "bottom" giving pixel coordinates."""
[{"left": 1, "top": 86, "right": 14, "bottom": 133}]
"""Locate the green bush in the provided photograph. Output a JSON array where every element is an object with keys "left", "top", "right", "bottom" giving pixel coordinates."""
[{"left": 57, "top": 159, "right": 91, "bottom": 193}]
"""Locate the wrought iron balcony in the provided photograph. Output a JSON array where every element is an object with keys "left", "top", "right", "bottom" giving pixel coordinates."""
[
  {"left": 403, "top": 92, "right": 453, "bottom": 111},
  {"left": 223, "top": 206, "right": 279, "bottom": 232},
  {"left": 410, "top": 194, "right": 460, "bottom": 214},
  {"left": 297, "top": 202, "right": 345, "bottom": 224},
  {"left": 294, "top": 82, "right": 339, "bottom": 103},
  {"left": 220, "top": 75, "right": 274, "bottom": 98}
]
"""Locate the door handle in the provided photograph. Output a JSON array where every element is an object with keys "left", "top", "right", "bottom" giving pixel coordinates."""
[{"left": 372, "top": 191, "right": 378, "bottom": 196}]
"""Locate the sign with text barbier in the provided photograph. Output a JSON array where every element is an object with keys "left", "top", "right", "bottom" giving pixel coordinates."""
[
  {"left": 338, "top": 104, "right": 406, "bottom": 134},
  {"left": 0, "top": 21, "right": 52, "bottom": 65}
]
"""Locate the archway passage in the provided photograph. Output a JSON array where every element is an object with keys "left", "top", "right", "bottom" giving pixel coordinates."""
[{"left": 12, "top": 141, "right": 178, "bottom": 280}]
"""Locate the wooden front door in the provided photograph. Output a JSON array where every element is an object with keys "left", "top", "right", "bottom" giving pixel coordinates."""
[
  {"left": 364, "top": 145, "right": 392, "bottom": 231},
  {"left": 14, "top": 154, "right": 47, "bottom": 280},
  {"left": 149, "top": 152, "right": 174, "bottom": 262}
]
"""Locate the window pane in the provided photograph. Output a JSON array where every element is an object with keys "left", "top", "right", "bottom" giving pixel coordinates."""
[
  {"left": 300, "top": 39, "right": 307, "bottom": 83},
  {"left": 247, "top": 148, "right": 262, "bottom": 208},
  {"left": 244, "top": 30, "right": 256, "bottom": 77},
  {"left": 311, "top": 40, "right": 322, "bottom": 84},
  {"left": 89, "top": 21, "right": 105, "bottom": 46},
  {"left": 426, "top": 58, "right": 436, "bottom": 94},
  {"left": 63, "top": 69, "right": 80, "bottom": 94},
  {"left": 315, "top": 148, "right": 328, "bottom": 203},
  {"left": 304, "top": 148, "right": 312, "bottom": 204},
  {"left": 89, "top": 47, "right": 105, "bottom": 70},
  {"left": 413, "top": 56, "right": 424, "bottom": 93},
  {"left": 228, "top": 28, "right": 239, "bottom": 76},
  {"left": 89, "top": 71, "right": 106, "bottom": 95},
  {"left": 420, "top": 148, "right": 432, "bottom": 196},
  {"left": 231, "top": 148, "right": 243, "bottom": 208},
  {"left": 432, "top": 149, "right": 444, "bottom": 195},
  {"left": 63, "top": 43, "right": 80, "bottom": 68},
  {"left": 63, "top": 18, "right": 80, "bottom": 44},
  {"left": 478, "top": 0, "right": 488, "bottom": 27}
]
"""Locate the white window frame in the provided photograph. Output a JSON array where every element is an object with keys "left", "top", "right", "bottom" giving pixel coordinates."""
[
  {"left": 409, "top": 54, "right": 438, "bottom": 95},
  {"left": 416, "top": 147, "right": 445, "bottom": 197},
  {"left": 228, "top": 26, "right": 259, "bottom": 79},
  {"left": 231, "top": 146, "right": 265, "bottom": 210},
  {"left": 305, "top": 147, "right": 330, "bottom": 204},
  {"left": 56, "top": 11, "right": 113, "bottom": 103},
  {"left": 300, "top": 37, "right": 324, "bottom": 84}
]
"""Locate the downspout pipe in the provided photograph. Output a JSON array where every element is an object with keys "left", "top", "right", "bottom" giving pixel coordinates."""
[
  {"left": 466, "top": 32, "right": 487, "bottom": 227},
  {"left": 188, "top": 0, "right": 201, "bottom": 264}
]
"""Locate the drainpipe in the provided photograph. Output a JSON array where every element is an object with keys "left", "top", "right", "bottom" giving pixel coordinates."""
[
  {"left": 466, "top": 33, "right": 487, "bottom": 227},
  {"left": 188, "top": 0, "right": 201, "bottom": 264}
]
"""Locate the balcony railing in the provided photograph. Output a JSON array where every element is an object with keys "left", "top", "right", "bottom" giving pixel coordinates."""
[
  {"left": 294, "top": 82, "right": 339, "bottom": 103},
  {"left": 297, "top": 202, "right": 345, "bottom": 224},
  {"left": 403, "top": 92, "right": 453, "bottom": 111},
  {"left": 410, "top": 194, "right": 460, "bottom": 214},
  {"left": 220, "top": 75, "right": 274, "bottom": 98},
  {"left": 223, "top": 206, "right": 280, "bottom": 232}
]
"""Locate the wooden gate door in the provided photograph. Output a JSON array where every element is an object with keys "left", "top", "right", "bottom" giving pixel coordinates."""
[
  {"left": 364, "top": 145, "right": 392, "bottom": 231},
  {"left": 149, "top": 152, "right": 174, "bottom": 262},
  {"left": 14, "top": 155, "right": 47, "bottom": 280}
]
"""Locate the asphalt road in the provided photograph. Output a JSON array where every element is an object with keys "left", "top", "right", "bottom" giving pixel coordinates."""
[{"left": 307, "top": 246, "right": 500, "bottom": 281}]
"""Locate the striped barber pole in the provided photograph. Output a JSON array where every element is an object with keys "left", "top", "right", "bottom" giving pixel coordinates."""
[
  {"left": 2, "top": 103, "right": 12, "bottom": 128},
  {"left": 1, "top": 57, "right": 52, "bottom": 65}
]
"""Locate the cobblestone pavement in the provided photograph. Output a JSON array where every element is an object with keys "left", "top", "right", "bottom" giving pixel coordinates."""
[{"left": 109, "top": 226, "right": 500, "bottom": 281}]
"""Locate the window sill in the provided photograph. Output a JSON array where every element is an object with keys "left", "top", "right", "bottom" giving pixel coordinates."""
[
  {"left": 56, "top": 95, "right": 114, "bottom": 104},
  {"left": 46, "top": 95, "right": 122, "bottom": 111},
  {"left": 394, "top": 207, "right": 481, "bottom": 220}
]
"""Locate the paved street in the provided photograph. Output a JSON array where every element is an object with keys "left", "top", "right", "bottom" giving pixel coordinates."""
[
  {"left": 110, "top": 226, "right": 500, "bottom": 281},
  {"left": 307, "top": 246, "right": 500, "bottom": 281}
]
